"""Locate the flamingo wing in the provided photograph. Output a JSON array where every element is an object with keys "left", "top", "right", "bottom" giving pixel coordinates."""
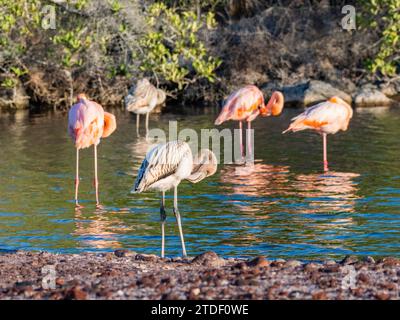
[
  {"left": 215, "top": 85, "right": 262, "bottom": 125},
  {"left": 125, "top": 79, "right": 158, "bottom": 112},
  {"left": 68, "top": 99, "right": 104, "bottom": 149},
  {"left": 283, "top": 101, "right": 346, "bottom": 133},
  {"left": 134, "top": 141, "right": 192, "bottom": 192}
]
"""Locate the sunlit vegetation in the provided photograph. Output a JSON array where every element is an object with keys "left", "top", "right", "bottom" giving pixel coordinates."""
[
  {"left": 359, "top": 0, "right": 400, "bottom": 76},
  {"left": 138, "top": 2, "right": 221, "bottom": 90},
  {"left": 0, "top": 0, "right": 398, "bottom": 109},
  {"left": 0, "top": 0, "right": 222, "bottom": 108}
]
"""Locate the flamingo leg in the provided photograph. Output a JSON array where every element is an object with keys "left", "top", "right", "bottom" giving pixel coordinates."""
[
  {"left": 94, "top": 144, "right": 100, "bottom": 206},
  {"left": 247, "top": 121, "right": 253, "bottom": 161},
  {"left": 136, "top": 114, "right": 140, "bottom": 135},
  {"left": 160, "top": 191, "right": 166, "bottom": 258},
  {"left": 75, "top": 148, "right": 80, "bottom": 206},
  {"left": 173, "top": 186, "right": 187, "bottom": 257},
  {"left": 145, "top": 112, "right": 150, "bottom": 135},
  {"left": 323, "top": 133, "right": 329, "bottom": 172},
  {"left": 239, "top": 121, "right": 244, "bottom": 160}
]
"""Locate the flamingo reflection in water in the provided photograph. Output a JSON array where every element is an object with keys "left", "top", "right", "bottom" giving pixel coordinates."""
[
  {"left": 218, "top": 166, "right": 360, "bottom": 250},
  {"left": 291, "top": 171, "right": 360, "bottom": 215},
  {"left": 219, "top": 162, "right": 291, "bottom": 213},
  {"left": 219, "top": 163, "right": 360, "bottom": 216},
  {"left": 73, "top": 207, "right": 139, "bottom": 250}
]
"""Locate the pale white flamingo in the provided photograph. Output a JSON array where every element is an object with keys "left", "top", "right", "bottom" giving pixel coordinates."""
[
  {"left": 283, "top": 96, "right": 353, "bottom": 172},
  {"left": 132, "top": 141, "right": 217, "bottom": 257},
  {"left": 215, "top": 85, "right": 284, "bottom": 160},
  {"left": 124, "top": 78, "right": 166, "bottom": 134},
  {"left": 68, "top": 93, "right": 117, "bottom": 206}
]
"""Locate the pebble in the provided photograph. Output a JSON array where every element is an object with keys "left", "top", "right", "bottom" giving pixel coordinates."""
[
  {"left": 114, "top": 249, "right": 130, "bottom": 258},
  {"left": 381, "top": 257, "right": 400, "bottom": 267},
  {"left": 312, "top": 291, "right": 328, "bottom": 300},
  {"left": 357, "top": 273, "right": 369, "bottom": 283},
  {"left": 246, "top": 256, "right": 269, "bottom": 268},
  {"left": 375, "top": 292, "right": 390, "bottom": 300},
  {"left": 285, "top": 260, "right": 302, "bottom": 268},
  {"left": 135, "top": 254, "right": 158, "bottom": 262},
  {"left": 340, "top": 255, "right": 358, "bottom": 265},
  {"left": 304, "top": 263, "right": 320, "bottom": 272},
  {"left": 191, "top": 251, "right": 225, "bottom": 268},
  {"left": 362, "top": 256, "right": 376, "bottom": 264},
  {"left": 1, "top": 251, "right": 399, "bottom": 300},
  {"left": 68, "top": 287, "right": 87, "bottom": 300}
]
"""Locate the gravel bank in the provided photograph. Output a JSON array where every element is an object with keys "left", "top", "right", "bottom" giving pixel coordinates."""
[{"left": 0, "top": 251, "right": 399, "bottom": 300}]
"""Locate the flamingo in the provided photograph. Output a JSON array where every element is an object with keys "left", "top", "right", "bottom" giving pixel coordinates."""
[
  {"left": 283, "top": 96, "right": 353, "bottom": 172},
  {"left": 214, "top": 85, "right": 284, "bottom": 161},
  {"left": 132, "top": 141, "right": 217, "bottom": 258},
  {"left": 68, "top": 93, "right": 117, "bottom": 206},
  {"left": 124, "top": 78, "right": 166, "bottom": 135}
]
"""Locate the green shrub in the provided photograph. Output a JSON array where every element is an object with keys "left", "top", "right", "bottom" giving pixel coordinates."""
[
  {"left": 359, "top": 0, "right": 400, "bottom": 76},
  {"left": 138, "top": 2, "right": 221, "bottom": 90}
]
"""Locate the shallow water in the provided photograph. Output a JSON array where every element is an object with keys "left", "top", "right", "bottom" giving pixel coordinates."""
[{"left": 0, "top": 106, "right": 399, "bottom": 260}]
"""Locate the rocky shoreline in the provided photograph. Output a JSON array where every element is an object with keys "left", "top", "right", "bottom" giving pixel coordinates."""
[{"left": 0, "top": 250, "right": 399, "bottom": 300}]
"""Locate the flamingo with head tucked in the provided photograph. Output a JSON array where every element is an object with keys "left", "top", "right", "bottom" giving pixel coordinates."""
[
  {"left": 132, "top": 140, "right": 217, "bottom": 258},
  {"left": 283, "top": 96, "right": 353, "bottom": 172},
  {"left": 214, "top": 85, "right": 284, "bottom": 161},
  {"left": 68, "top": 94, "right": 117, "bottom": 206},
  {"left": 125, "top": 78, "right": 166, "bottom": 135}
]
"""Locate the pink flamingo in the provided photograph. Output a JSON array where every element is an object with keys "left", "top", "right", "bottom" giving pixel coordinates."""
[
  {"left": 283, "top": 96, "right": 353, "bottom": 172},
  {"left": 214, "top": 85, "right": 284, "bottom": 160},
  {"left": 68, "top": 93, "right": 117, "bottom": 206}
]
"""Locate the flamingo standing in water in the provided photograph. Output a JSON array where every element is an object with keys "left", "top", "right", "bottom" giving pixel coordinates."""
[
  {"left": 283, "top": 96, "right": 353, "bottom": 172},
  {"left": 132, "top": 141, "right": 217, "bottom": 257},
  {"left": 68, "top": 94, "right": 117, "bottom": 206},
  {"left": 125, "top": 78, "right": 166, "bottom": 135},
  {"left": 214, "top": 85, "right": 284, "bottom": 160}
]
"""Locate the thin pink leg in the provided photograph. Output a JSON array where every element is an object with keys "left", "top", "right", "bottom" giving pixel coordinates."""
[
  {"left": 323, "top": 133, "right": 329, "bottom": 172},
  {"left": 247, "top": 121, "right": 253, "bottom": 161},
  {"left": 239, "top": 121, "right": 244, "bottom": 159},
  {"left": 75, "top": 148, "right": 79, "bottom": 206},
  {"left": 94, "top": 144, "right": 99, "bottom": 206}
]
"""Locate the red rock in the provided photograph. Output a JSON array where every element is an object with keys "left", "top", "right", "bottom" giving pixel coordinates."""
[
  {"left": 312, "top": 291, "right": 328, "bottom": 300},
  {"left": 357, "top": 273, "right": 369, "bottom": 283},
  {"left": 375, "top": 292, "right": 390, "bottom": 300},
  {"left": 382, "top": 257, "right": 400, "bottom": 267},
  {"left": 68, "top": 287, "right": 87, "bottom": 300}
]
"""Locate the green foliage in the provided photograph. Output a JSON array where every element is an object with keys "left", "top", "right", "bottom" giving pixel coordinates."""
[
  {"left": 0, "top": 0, "right": 223, "bottom": 103},
  {"left": 69, "top": 0, "right": 88, "bottom": 10},
  {"left": 108, "top": 0, "right": 123, "bottom": 13},
  {"left": 0, "top": 0, "right": 42, "bottom": 50},
  {"left": 1, "top": 77, "right": 18, "bottom": 89},
  {"left": 163, "top": 0, "right": 227, "bottom": 11},
  {"left": 359, "top": 0, "right": 400, "bottom": 76},
  {"left": 52, "top": 27, "right": 91, "bottom": 68},
  {"left": 138, "top": 2, "right": 221, "bottom": 90}
]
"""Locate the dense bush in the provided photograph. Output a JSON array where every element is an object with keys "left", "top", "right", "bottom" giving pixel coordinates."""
[
  {"left": 138, "top": 2, "right": 221, "bottom": 90},
  {"left": 0, "top": 0, "right": 222, "bottom": 108},
  {"left": 359, "top": 0, "right": 400, "bottom": 76},
  {"left": 0, "top": 0, "right": 398, "bottom": 109}
]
